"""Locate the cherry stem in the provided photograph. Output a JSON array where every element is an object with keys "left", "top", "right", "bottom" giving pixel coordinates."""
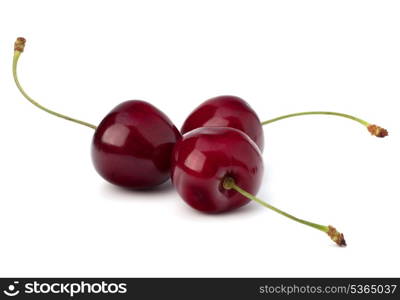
[
  {"left": 261, "top": 111, "right": 388, "bottom": 138},
  {"left": 12, "top": 37, "right": 97, "bottom": 130},
  {"left": 223, "top": 177, "right": 346, "bottom": 246}
]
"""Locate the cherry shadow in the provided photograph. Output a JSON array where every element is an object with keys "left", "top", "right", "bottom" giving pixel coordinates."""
[
  {"left": 177, "top": 200, "right": 262, "bottom": 219},
  {"left": 101, "top": 174, "right": 271, "bottom": 219},
  {"left": 101, "top": 179, "right": 176, "bottom": 201}
]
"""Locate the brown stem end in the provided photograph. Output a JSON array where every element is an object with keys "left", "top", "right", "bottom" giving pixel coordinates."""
[
  {"left": 222, "top": 176, "right": 235, "bottom": 190},
  {"left": 14, "top": 37, "right": 26, "bottom": 52},
  {"left": 367, "top": 124, "right": 388, "bottom": 138},
  {"left": 327, "top": 225, "right": 346, "bottom": 247}
]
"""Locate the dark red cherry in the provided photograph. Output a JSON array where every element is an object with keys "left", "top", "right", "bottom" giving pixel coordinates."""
[
  {"left": 92, "top": 100, "right": 181, "bottom": 188},
  {"left": 171, "top": 127, "right": 263, "bottom": 213},
  {"left": 181, "top": 95, "right": 264, "bottom": 151}
]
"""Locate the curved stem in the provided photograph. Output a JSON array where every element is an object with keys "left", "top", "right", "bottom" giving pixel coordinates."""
[
  {"left": 223, "top": 177, "right": 346, "bottom": 246},
  {"left": 262, "top": 111, "right": 369, "bottom": 126},
  {"left": 261, "top": 111, "right": 388, "bottom": 138},
  {"left": 12, "top": 38, "right": 97, "bottom": 130}
]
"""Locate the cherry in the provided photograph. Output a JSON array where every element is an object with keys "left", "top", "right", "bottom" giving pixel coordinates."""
[
  {"left": 171, "top": 126, "right": 263, "bottom": 213},
  {"left": 92, "top": 100, "right": 181, "bottom": 188},
  {"left": 172, "top": 126, "right": 346, "bottom": 246},
  {"left": 181, "top": 96, "right": 388, "bottom": 147},
  {"left": 13, "top": 37, "right": 181, "bottom": 188},
  {"left": 181, "top": 95, "right": 265, "bottom": 151}
]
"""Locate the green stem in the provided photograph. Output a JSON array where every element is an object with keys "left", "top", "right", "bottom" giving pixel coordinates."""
[
  {"left": 261, "top": 111, "right": 388, "bottom": 137},
  {"left": 261, "top": 111, "right": 369, "bottom": 127},
  {"left": 12, "top": 40, "right": 97, "bottom": 130},
  {"left": 223, "top": 177, "right": 346, "bottom": 246}
]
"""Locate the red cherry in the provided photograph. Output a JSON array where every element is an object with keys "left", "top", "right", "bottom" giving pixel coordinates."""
[
  {"left": 92, "top": 100, "right": 181, "bottom": 188},
  {"left": 171, "top": 127, "right": 263, "bottom": 213},
  {"left": 181, "top": 95, "right": 264, "bottom": 151}
]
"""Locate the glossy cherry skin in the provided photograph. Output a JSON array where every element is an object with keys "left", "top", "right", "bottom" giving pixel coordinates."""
[
  {"left": 181, "top": 95, "right": 264, "bottom": 151},
  {"left": 171, "top": 127, "right": 263, "bottom": 213},
  {"left": 92, "top": 100, "right": 181, "bottom": 188}
]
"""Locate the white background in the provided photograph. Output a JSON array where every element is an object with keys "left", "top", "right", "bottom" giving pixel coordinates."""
[{"left": 0, "top": 0, "right": 399, "bottom": 277}]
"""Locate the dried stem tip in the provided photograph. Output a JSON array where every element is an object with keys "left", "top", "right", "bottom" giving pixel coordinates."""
[
  {"left": 327, "top": 225, "right": 346, "bottom": 247},
  {"left": 14, "top": 37, "right": 26, "bottom": 52},
  {"left": 367, "top": 124, "right": 388, "bottom": 138},
  {"left": 222, "top": 176, "right": 235, "bottom": 190}
]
